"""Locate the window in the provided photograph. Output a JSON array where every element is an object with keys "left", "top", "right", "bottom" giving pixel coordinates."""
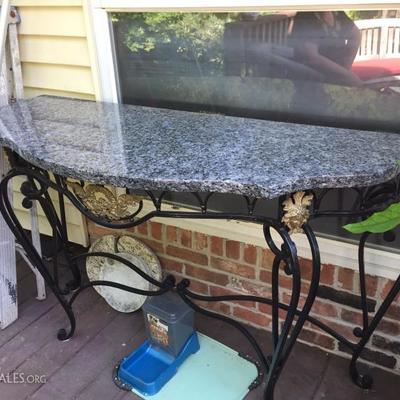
[{"left": 102, "top": 5, "right": 400, "bottom": 250}]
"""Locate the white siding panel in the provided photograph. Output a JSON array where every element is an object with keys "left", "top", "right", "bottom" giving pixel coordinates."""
[
  {"left": 17, "top": 6, "right": 86, "bottom": 37},
  {"left": 22, "top": 62, "right": 94, "bottom": 94},
  {"left": 19, "top": 35, "right": 91, "bottom": 66}
]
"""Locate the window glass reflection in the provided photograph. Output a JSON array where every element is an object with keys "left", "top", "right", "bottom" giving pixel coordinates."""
[{"left": 112, "top": 10, "right": 400, "bottom": 132}]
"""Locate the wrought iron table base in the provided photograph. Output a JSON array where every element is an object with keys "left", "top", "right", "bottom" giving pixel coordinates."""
[{"left": 1, "top": 160, "right": 399, "bottom": 399}]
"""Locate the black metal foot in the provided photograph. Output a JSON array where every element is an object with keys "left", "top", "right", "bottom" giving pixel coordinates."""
[
  {"left": 56, "top": 303, "right": 76, "bottom": 341},
  {"left": 57, "top": 328, "right": 73, "bottom": 341},
  {"left": 350, "top": 362, "right": 373, "bottom": 390}
]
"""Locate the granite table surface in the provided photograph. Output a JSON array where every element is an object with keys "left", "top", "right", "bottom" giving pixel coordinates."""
[{"left": 0, "top": 95, "right": 399, "bottom": 199}]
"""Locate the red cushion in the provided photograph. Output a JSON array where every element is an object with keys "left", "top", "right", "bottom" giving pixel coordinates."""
[{"left": 352, "top": 58, "right": 400, "bottom": 80}]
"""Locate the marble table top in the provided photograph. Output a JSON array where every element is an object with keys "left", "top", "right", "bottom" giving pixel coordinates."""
[{"left": 0, "top": 95, "right": 399, "bottom": 199}]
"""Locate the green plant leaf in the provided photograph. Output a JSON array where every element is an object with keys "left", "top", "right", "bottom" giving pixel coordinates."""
[{"left": 343, "top": 202, "right": 400, "bottom": 234}]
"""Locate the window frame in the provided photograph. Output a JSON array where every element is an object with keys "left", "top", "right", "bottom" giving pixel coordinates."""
[{"left": 86, "top": 0, "right": 400, "bottom": 280}]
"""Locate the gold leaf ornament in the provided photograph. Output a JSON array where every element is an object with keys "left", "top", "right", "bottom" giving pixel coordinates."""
[
  {"left": 68, "top": 182, "right": 142, "bottom": 220},
  {"left": 282, "top": 191, "right": 313, "bottom": 234}
]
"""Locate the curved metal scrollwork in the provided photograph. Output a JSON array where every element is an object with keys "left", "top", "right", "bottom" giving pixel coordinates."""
[
  {"left": 309, "top": 175, "right": 400, "bottom": 219},
  {"left": 306, "top": 177, "right": 400, "bottom": 390},
  {"left": 347, "top": 232, "right": 400, "bottom": 390}
]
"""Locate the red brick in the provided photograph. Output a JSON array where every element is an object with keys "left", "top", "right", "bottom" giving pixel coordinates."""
[
  {"left": 88, "top": 224, "right": 115, "bottom": 239},
  {"left": 282, "top": 291, "right": 306, "bottom": 308},
  {"left": 366, "top": 275, "right": 379, "bottom": 298},
  {"left": 233, "top": 306, "right": 270, "bottom": 327},
  {"left": 86, "top": 220, "right": 95, "bottom": 232},
  {"left": 317, "top": 318, "right": 355, "bottom": 339},
  {"left": 386, "top": 303, "right": 400, "bottom": 321},
  {"left": 311, "top": 299, "right": 338, "bottom": 318},
  {"left": 341, "top": 308, "right": 364, "bottom": 327},
  {"left": 299, "top": 258, "right": 313, "bottom": 280},
  {"left": 209, "top": 285, "right": 256, "bottom": 308},
  {"left": 260, "top": 269, "right": 294, "bottom": 291},
  {"left": 180, "top": 229, "right": 192, "bottom": 248},
  {"left": 166, "top": 245, "right": 208, "bottom": 265},
  {"left": 185, "top": 264, "right": 229, "bottom": 286},
  {"left": 226, "top": 240, "right": 240, "bottom": 260},
  {"left": 211, "top": 257, "right": 255, "bottom": 279},
  {"left": 260, "top": 269, "right": 271, "bottom": 284},
  {"left": 229, "top": 278, "right": 270, "bottom": 298},
  {"left": 141, "top": 238, "right": 164, "bottom": 254},
  {"left": 261, "top": 249, "right": 275, "bottom": 269},
  {"left": 300, "top": 259, "right": 334, "bottom": 284},
  {"left": 258, "top": 303, "right": 272, "bottom": 314},
  {"left": 137, "top": 221, "right": 148, "bottom": 236},
  {"left": 169, "top": 271, "right": 184, "bottom": 282},
  {"left": 298, "top": 328, "right": 335, "bottom": 350},
  {"left": 300, "top": 281, "right": 311, "bottom": 296},
  {"left": 258, "top": 302, "right": 287, "bottom": 320},
  {"left": 166, "top": 226, "right": 178, "bottom": 243},
  {"left": 354, "top": 274, "right": 379, "bottom": 298},
  {"left": 187, "top": 279, "right": 209, "bottom": 295},
  {"left": 210, "top": 236, "right": 223, "bottom": 256},
  {"left": 338, "top": 267, "right": 355, "bottom": 291},
  {"left": 377, "top": 319, "right": 400, "bottom": 336},
  {"left": 159, "top": 256, "right": 183, "bottom": 274},
  {"left": 194, "top": 232, "right": 208, "bottom": 251},
  {"left": 381, "top": 279, "right": 400, "bottom": 304},
  {"left": 201, "top": 301, "right": 231, "bottom": 315},
  {"left": 243, "top": 244, "right": 257, "bottom": 265},
  {"left": 281, "top": 292, "right": 337, "bottom": 319},
  {"left": 321, "top": 264, "right": 335, "bottom": 285},
  {"left": 150, "top": 222, "right": 163, "bottom": 240}
]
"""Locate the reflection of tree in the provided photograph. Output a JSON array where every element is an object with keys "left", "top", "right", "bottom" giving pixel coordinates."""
[
  {"left": 346, "top": 9, "right": 400, "bottom": 20},
  {"left": 346, "top": 10, "right": 381, "bottom": 20},
  {"left": 112, "top": 13, "right": 236, "bottom": 75}
]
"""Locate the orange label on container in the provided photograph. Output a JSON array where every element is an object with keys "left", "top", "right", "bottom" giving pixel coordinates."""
[{"left": 147, "top": 313, "right": 169, "bottom": 347}]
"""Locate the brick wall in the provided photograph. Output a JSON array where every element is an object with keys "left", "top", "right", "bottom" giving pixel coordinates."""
[{"left": 87, "top": 220, "right": 400, "bottom": 373}]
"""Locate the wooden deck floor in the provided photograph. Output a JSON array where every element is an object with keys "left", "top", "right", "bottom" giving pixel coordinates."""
[{"left": 1, "top": 258, "right": 399, "bottom": 400}]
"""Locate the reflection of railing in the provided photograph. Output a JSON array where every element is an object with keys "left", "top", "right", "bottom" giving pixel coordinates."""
[
  {"left": 224, "top": 14, "right": 294, "bottom": 46},
  {"left": 223, "top": 14, "right": 294, "bottom": 76},
  {"left": 224, "top": 15, "right": 400, "bottom": 75},
  {"left": 355, "top": 18, "right": 400, "bottom": 60}
]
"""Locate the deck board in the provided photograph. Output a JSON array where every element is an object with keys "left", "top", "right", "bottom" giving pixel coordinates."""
[
  {"left": 29, "top": 314, "right": 145, "bottom": 399},
  {"left": 1, "top": 298, "right": 117, "bottom": 400},
  {"left": 0, "top": 289, "right": 98, "bottom": 375}
]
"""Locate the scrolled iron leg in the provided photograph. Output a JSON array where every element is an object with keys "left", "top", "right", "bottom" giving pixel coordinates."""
[
  {"left": 177, "top": 221, "right": 320, "bottom": 400},
  {"left": 348, "top": 231, "right": 400, "bottom": 389},
  {"left": 0, "top": 171, "right": 78, "bottom": 341},
  {"left": 263, "top": 223, "right": 321, "bottom": 399},
  {"left": 262, "top": 228, "right": 301, "bottom": 399},
  {"left": 350, "top": 273, "right": 400, "bottom": 389}
]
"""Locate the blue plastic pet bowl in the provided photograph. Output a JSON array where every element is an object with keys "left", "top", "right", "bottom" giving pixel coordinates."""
[{"left": 117, "top": 331, "right": 200, "bottom": 395}]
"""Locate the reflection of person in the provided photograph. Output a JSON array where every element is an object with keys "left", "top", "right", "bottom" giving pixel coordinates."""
[{"left": 290, "top": 12, "right": 362, "bottom": 86}]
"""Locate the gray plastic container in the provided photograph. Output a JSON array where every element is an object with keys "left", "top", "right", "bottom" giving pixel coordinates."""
[{"left": 142, "top": 292, "right": 195, "bottom": 357}]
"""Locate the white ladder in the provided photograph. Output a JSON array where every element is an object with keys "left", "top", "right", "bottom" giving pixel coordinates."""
[{"left": 0, "top": 3, "right": 46, "bottom": 330}]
